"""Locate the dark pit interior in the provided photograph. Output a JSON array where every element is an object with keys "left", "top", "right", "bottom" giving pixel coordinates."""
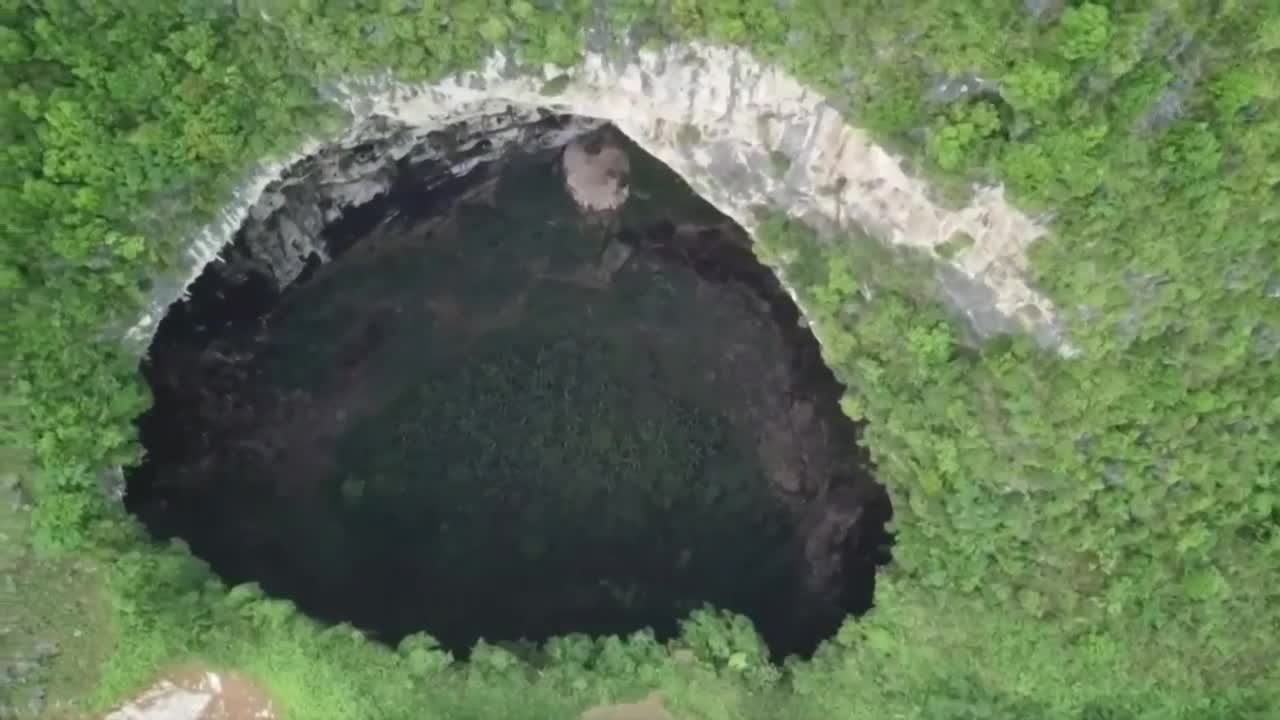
[{"left": 125, "top": 116, "right": 893, "bottom": 660}]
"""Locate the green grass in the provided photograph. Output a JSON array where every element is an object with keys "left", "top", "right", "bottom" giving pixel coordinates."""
[{"left": 0, "top": 452, "right": 113, "bottom": 718}]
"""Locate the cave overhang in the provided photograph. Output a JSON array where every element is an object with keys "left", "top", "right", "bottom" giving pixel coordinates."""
[{"left": 126, "top": 43, "right": 1067, "bottom": 354}]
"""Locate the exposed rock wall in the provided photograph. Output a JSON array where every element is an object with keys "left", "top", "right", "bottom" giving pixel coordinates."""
[
  {"left": 234, "top": 112, "right": 600, "bottom": 290},
  {"left": 126, "top": 110, "right": 599, "bottom": 349},
  {"left": 131, "top": 42, "right": 1066, "bottom": 351}
]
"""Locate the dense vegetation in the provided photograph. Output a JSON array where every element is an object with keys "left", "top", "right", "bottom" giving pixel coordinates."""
[
  {"left": 331, "top": 334, "right": 796, "bottom": 648},
  {"left": 2, "top": 1, "right": 1278, "bottom": 718},
  {"left": 131, "top": 156, "right": 823, "bottom": 653}
]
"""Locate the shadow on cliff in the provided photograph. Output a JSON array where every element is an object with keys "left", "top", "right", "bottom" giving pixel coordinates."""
[{"left": 125, "top": 120, "right": 893, "bottom": 660}]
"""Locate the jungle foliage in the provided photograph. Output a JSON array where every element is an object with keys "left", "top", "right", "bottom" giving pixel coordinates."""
[{"left": 2, "top": 0, "right": 1279, "bottom": 718}]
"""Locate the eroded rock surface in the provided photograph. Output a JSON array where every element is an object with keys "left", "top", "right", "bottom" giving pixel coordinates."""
[
  {"left": 105, "top": 682, "right": 212, "bottom": 720},
  {"left": 346, "top": 44, "right": 1066, "bottom": 348},
  {"left": 562, "top": 129, "right": 632, "bottom": 214},
  {"left": 132, "top": 43, "right": 1066, "bottom": 352}
]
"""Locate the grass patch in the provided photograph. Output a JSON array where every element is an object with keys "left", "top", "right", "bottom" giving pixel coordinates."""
[{"left": 0, "top": 452, "right": 113, "bottom": 718}]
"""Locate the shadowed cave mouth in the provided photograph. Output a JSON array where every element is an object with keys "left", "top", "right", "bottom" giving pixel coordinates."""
[{"left": 125, "top": 111, "right": 893, "bottom": 661}]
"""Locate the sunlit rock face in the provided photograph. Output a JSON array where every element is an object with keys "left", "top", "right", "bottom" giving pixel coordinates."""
[
  {"left": 131, "top": 42, "right": 1064, "bottom": 352},
  {"left": 562, "top": 130, "right": 632, "bottom": 215}
]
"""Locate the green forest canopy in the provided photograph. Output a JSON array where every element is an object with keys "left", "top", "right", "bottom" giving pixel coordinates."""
[{"left": 2, "top": 1, "right": 1278, "bottom": 718}]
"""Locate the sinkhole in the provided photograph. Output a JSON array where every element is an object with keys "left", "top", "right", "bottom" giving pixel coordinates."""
[{"left": 125, "top": 112, "right": 893, "bottom": 660}]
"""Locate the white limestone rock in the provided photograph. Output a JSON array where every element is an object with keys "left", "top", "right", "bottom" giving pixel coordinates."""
[{"left": 131, "top": 42, "right": 1066, "bottom": 351}]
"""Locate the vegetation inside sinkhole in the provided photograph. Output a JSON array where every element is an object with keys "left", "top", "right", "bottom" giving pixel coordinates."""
[{"left": 2, "top": 2, "right": 1278, "bottom": 718}]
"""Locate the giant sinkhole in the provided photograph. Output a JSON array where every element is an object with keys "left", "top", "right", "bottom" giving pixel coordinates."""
[{"left": 125, "top": 111, "right": 893, "bottom": 660}]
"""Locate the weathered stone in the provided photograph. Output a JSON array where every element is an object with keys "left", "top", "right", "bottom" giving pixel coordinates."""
[
  {"left": 597, "top": 240, "right": 634, "bottom": 280},
  {"left": 927, "top": 72, "right": 997, "bottom": 104},
  {"left": 27, "top": 686, "right": 45, "bottom": 718},
  {"left": 130, "top": 44, "right": 1066, "bottom": 357},
  {"left": 105, "top": 681, "right": 213, "bottom": 720},
  {"left": 563, "top": 131, "right": 632, "bottom": 213}
]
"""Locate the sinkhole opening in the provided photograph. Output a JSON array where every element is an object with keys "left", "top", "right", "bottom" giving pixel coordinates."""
[{"left": 125, "top": 113, "right": 893, "bottom": 660}]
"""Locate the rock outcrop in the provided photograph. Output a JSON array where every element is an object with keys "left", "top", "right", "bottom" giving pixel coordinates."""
[
  {"left": 562, "top": 129, "right": 632, "bottom": 214},
  {"left": 131, "top": 42, "right": 1066, "bottom": 352},
  {"left": 127, "top": 112, "right": 600, "bottom": 349}
]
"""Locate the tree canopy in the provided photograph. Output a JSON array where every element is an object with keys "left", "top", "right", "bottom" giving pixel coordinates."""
[{"left": 2, "top": 1, "right": 1278, "bottom": 718}]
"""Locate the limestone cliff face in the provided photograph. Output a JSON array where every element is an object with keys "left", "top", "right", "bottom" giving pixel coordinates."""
[
  {"left": 130, "top": 43, "right": 1065, "bottom": 351},
  {"left": 126, "top": 111, "right": 599, "bottom": 348}
]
